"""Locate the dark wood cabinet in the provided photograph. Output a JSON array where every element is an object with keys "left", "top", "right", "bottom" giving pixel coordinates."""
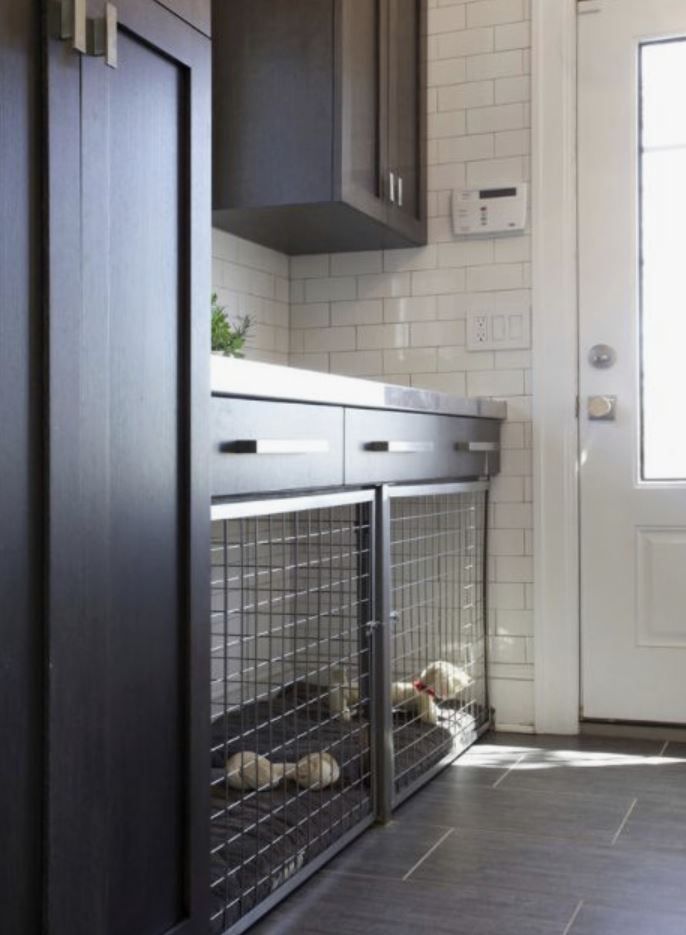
[
  {"left": 387, "top": 0, "right": 425, "bottom": 236},
  {"left": 46, "top": 4, "right": 211, "bottom": 932},
  {"left": 212, "top": 0, "right": 427, "bottom": 255},
  {"left": 0, "top": 2, "right": 43, "bottom": 932},
  {"left": 1, "top": 2, "right": 211, "bottom": 933}
]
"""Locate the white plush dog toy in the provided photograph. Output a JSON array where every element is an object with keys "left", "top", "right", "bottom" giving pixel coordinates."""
[
  {"left": 225, "top": 750, "right": 341, "bottom": 792},
  {"left": 329, "top": 660, "right": 472, "bottom": 726}
]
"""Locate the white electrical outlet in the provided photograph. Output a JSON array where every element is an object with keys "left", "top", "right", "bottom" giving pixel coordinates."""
[
  {"left": 467, "top": 302, "right": 531, "bottom": 352},
  {"left": 473, "top": 315, "right": 488, "bottom": 345}
]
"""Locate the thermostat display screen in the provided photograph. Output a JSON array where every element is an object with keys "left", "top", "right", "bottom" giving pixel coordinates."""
[{"left": 479, "top": 187, "right": 517, "bottom": 199}]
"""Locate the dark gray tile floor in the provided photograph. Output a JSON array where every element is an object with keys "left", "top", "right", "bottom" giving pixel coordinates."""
[{"left": 251, "top": 733, "right": 686, "bottom": 934}]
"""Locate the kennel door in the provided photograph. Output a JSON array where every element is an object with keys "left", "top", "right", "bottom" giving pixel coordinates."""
[
  {"left": 209, "top": 491, "right": 377, "bottom": 934},
  {"left": 385, "top": 482, "right": 489, "bottom": 806}
]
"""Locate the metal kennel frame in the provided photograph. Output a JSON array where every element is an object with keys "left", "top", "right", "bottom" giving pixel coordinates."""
[
  {"left": 376, "top": 481, "right": 490, "bottom": 817},
  {"left": 208, "top": 480, "right": 491, "bottom": 933},
  {"left": 209, "top": 489, "right": 378, "bottom": 935}
]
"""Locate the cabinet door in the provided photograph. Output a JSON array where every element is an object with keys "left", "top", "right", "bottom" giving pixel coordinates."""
[
  {"left": 0, "top": 1, "right": 43, "bottom": 932},
  {"left": 386, "top": 0, "right": 427, "bottom": 238},
  {"left": 46, "top": 3, "right": 210, "bottom": 933},
  {"left": 337, "top": 0, "right": 388, "bottom": 226}
]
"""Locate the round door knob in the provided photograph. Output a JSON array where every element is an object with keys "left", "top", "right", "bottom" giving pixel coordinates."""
[{"left": 588, "top": 344, "right": 616, "bottom": 369}]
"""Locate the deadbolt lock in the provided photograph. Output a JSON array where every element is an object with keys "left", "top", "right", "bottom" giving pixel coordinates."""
[{"left": 587, "top": 395, "right": 617, "bottom": 421}]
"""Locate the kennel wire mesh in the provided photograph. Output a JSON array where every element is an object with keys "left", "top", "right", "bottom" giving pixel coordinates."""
[
  {"left": 388, "top": 484, "right": 488, "bottom": 796},
  {"left": 209, "top": 494, "right": 375, "bottom": 934}
]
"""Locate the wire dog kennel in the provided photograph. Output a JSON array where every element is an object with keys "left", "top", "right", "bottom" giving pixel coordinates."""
[
  {"left": 386, "top": 482, "right": 488, "bottom": 806},
  {"left": 209, "top": 482, "right": 489, "bottom": 933},
  {"left": 209, "top": 491, "right": 378, "bottom": 934}
]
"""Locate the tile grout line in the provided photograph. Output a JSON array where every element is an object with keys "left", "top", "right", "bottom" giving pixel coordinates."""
[
  {"left": 611, "top": 797, "right": 638, "bottom": 846},
  {"left": 402, "top": 828, "right": 455, "bottom": 881},
  {"left": 658, "top": 740, "right": 669, "bottom": 757},
  {"left": 561, "top": 899, "right": 584, "bottom": 935},
  {"left": 492, "top": 752, "right": 526, "bottom": 789}
]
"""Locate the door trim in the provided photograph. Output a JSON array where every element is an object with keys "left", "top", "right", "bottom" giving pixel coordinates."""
[{"left": 531, "top": 0, "right": 580, "bottom": 734}]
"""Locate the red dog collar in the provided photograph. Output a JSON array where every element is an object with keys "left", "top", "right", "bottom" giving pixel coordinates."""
[{"left": 413, "top": 679, "right": 436, "bottom": 698}]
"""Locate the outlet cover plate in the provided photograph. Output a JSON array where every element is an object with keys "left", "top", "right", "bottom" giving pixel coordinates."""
[{"left": 467, "top": 302, "right": 531, "bottom": 352}]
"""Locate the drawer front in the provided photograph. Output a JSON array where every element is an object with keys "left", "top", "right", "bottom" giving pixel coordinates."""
[
  {"left": 211, "top": 397, "right": 344, "bottom": 496},
  {"left": 344, "top": 408, "right": 500, "bottom": 485}
]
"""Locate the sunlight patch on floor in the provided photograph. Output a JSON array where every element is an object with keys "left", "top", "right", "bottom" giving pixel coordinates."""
[{"left": 451, "top": 743, "right": 686, "bottom": 771}]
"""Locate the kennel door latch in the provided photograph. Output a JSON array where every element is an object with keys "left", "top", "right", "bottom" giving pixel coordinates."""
[{"left": 364, "top": 620, "right": 381, "bottom": 638}]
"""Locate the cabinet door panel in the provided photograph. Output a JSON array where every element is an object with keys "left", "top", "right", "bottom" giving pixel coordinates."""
[
  {"left": 345, "top": 409, "right": 499, "bottom": 484},
  {"left": 337, "top": 0, "right": 388, "bottom": 225},
  {"left": 214, "top": 0, "right": 335, "bottom": 210},
  {"left": 46, "top": 3, "right": 210, "bottom": 933},
  {"left": 387, "top": 0, "right": 426, "bottom": 236},
  {"left": 0, "top": 1, "right": 43, "bottom": 932},
  {"left": 211, "top": 398, "right": 345, "bottom": 495}
]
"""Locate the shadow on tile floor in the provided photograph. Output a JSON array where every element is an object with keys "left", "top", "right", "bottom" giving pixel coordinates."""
[{"left": 250, "top": 733, "right": 686, "bottom": 934}]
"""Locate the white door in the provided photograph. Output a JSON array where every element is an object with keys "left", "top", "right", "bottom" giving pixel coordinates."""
[{"left": 579, "top": 0, "right": 686, "bottom": 723}]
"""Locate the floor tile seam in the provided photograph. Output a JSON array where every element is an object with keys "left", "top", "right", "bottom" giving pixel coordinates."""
[
  {"left": 561, "top": 899, "right": 584, "bottom": 935},
  {"left": 402, "top": 827, "right": 455, "bottom": 880},
  {"left": 386, "top": 819, "right": 624, "bottom": 848},
  {"left": 477, "top": 778, "right": 666, "bottom": 805},
  {"left": 611, "top": 797, "right": 638, "bottom": 846},
  {"left": 492, "top": 752, "right": 527, "bottom": 788}
]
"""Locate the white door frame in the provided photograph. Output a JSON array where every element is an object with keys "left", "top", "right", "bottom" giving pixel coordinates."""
[{"left": 531, "top": 0, "right": 580, "bottom": 733}]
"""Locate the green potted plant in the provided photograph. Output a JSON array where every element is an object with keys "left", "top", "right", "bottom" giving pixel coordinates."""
[{"left": 211, "top": 293, "right": 253, "bottom": 357}]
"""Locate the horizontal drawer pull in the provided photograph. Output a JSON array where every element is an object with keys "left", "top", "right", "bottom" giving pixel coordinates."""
[
  {"left": 365, "top": 441, "right": 435, "bottom": 454},
  {"left": 456, "top": 441, "right": 500, "bottom": 453},
  {"left": 223, "top": 439, "right": 330, "bottom": 455}
]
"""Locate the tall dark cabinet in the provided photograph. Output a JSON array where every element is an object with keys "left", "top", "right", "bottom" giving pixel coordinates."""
[
  {"left": 213, "top": 0, "right": 427, "bottom": 254},
  {"left": 0, "top": 2, "right": 43, "bottom": 933},
  {"left": 2, "top": 1, "right": 211, "bottom": 933}
]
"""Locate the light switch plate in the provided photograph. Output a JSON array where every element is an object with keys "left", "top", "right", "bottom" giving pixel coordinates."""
[{"left": 467, "top": 301, "right": 531, "bottom": 351}]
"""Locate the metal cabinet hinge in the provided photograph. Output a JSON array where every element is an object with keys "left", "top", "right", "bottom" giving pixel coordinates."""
[
  {"left": 51, "top": 0, "right": 118, "bottom": 68},
  {"left": 51, "top": 0, "right": 86, "bottom": 52},
  {"left": 88, "top": 3, "right": 118, "bottom": 68}
]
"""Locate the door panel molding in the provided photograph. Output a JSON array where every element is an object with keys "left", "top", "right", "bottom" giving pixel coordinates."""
[{"left": 636, "top": 528, "right": 686, "bottom": 649}]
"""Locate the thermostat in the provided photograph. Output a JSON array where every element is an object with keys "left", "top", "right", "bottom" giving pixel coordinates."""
[{"left": 452, "top": 183, "right": 528, "bottom": 236}]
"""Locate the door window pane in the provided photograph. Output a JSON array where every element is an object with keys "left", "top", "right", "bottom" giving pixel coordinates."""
[{"left": 640, "top": 39, "right": 686, "bottom": 480}]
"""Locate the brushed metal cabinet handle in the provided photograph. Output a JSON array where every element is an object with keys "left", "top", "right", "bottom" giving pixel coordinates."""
[
  {"left": 223, "top": 439, "right": 331, "bottom": 455},
  {"left": 389, "top": 171, "right": 396, "bottom": 204},
  {"left": 365, "top": 441, "right": 434, "bottom": 454},
  {"left": 456, "top": 441, "right": 500, "bottom": 452}
]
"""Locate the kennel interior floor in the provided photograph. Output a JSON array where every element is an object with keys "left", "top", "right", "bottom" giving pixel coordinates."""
[{"left": 250, "top": 732, "right": 686, "bottom": 934}]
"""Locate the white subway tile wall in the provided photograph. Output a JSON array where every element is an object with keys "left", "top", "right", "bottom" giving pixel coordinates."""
[
  {"left": 211, "top": 229, "right": 290, "bottom": 365},
  {"left": 288, "top": 0, "right": 534, "bottom": 730}
]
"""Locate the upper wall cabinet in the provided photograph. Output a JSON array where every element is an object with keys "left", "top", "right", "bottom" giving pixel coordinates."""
[{"left": 212, "top": 0, "right": 427, "bottom": 255}]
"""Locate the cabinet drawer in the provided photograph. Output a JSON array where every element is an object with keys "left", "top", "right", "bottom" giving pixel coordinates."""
[
  {"left": 211, "top": 397, "right": 344, "bottom": 496},
  {"left": 344, "top": 408, "right": 500, "bottom": 485}
]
